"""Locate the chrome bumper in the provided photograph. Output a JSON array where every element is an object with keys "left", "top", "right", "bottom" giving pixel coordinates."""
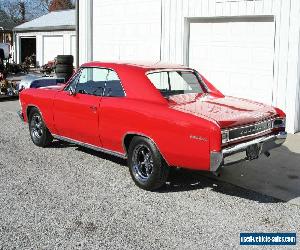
[{"left": 210, "top": 132, "right": 287, "bottom": 172}]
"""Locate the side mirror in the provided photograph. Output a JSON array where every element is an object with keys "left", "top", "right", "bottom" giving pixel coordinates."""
[{"left": 69, "top": 87, "right": 76, "bottom": 96}]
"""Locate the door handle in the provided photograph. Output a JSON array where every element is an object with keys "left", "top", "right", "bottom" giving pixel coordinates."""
[{"left": 89, "top": 106, "right": 97, "bottom": 112}]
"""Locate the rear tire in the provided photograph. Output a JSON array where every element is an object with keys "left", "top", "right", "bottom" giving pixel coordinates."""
[
  {"left": 28, "top": 108, "right": 53, "bottom": 147},
  {"left": 128, "top": 136, "right": 169, "bottom": 191}
]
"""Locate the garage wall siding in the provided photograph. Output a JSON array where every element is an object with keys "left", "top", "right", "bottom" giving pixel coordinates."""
[
  {"left": 79, "top": 0, "right": 300, "bottom": 133},
  {"left": 160, "top": 0, "right": 300, "bottom": 133},
  {"left": 91, "top": 0, "right": 161, "bottom": 62}
]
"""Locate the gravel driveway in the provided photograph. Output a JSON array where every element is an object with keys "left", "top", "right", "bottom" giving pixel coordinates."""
[{"left": 0, "top": 100, "right": 299, "bottom": 249}]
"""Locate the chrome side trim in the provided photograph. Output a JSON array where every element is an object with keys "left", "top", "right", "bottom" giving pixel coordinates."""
[
  {"left": 146, "top": 68, "right": 193, "bottom": 74},
  {"left": 53, "top": 134, "right": 127, "bottom": 159}
]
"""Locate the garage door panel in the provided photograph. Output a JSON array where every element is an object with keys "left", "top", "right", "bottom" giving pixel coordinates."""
[
  {"left": 190, "top": 46, "right": 209, "bottom": 61},
  {"left": 212, "top": 23, "right": 230, "bottom": 41},
  {"left": 230, "top": 22, "right": 249, "bottom": 38},
  {"left": 189, "top": 19, "right": 275, "bottom": 105}
]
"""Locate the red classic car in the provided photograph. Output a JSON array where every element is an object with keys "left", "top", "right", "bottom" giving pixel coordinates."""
[{"left": 18, "top": 61, "right": 287, "bottom": 190}]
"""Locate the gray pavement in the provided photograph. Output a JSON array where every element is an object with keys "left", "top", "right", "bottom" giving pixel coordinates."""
[
  {"left": 215, "top": 134, "right": 300, "bottom": 206},
  {"left": 0, "top": 100, "right": 299, "bottom": 249}
]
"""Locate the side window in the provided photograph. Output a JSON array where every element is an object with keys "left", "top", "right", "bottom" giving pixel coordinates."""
[
  {"left": 147, "top": 72, "right": 169, "bottom": 91},
  {"left": 103, "top": 70, "right": 125, "bottom": 97},
  {"left": 65, "top": 67, "right": 124, "bottom": 97},
  {"left": 76, "top": 68, "right": 107, "bottom": 96}
]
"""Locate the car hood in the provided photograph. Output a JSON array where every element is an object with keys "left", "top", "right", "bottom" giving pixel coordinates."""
[{"left": 169, "top": 93, "right": 277, "bottom": 128}]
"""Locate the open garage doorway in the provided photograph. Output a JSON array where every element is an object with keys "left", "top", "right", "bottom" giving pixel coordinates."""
[{"left": 20, "top": 37, "right": 36, "bottom": 65}]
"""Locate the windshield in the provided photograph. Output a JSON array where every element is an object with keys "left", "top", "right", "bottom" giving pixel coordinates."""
[{"left": 147, "top": 70, "right": 205, "bottom": 97}]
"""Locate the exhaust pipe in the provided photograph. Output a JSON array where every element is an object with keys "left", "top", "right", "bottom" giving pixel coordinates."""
[{"left": 264, "top": 151, "right": 271, "bottom": 157}]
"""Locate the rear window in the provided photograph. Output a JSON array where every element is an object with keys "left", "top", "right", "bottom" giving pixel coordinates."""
[{"left": 147, "top": 71, "right": 205, "bottom": 97}]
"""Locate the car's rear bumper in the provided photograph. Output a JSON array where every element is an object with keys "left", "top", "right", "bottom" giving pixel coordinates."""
[
  {"left": 17, "top": 110, "right": 24, "bottom": 121},
  {"left": 210, "top": 131, "right": 287, "bottom": 172}
]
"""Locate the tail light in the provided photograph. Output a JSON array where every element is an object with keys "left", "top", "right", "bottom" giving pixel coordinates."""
[{"left": 273, "top": 118, "right": 286, "bottom": 129}]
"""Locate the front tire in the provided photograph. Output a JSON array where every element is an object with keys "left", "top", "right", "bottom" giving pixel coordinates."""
[
  {"left": 29, "top": 108, "right": 53, "bottom": 147},
  {"left": 128, "top": 136, "right": 169, "bottom": 191}
]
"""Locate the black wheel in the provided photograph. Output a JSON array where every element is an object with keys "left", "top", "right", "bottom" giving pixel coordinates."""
[
  {"left": 55, "top": 64, "right": 74, "bottom": 73},
  {"left": 128, "top": 136, "right": 169, "bottom": 191},
  {"left": 56, "top": 55, "right": 74, "bottom": 65},
  {"left": 29, "top": 108, "right": 53, "bottom": 147}
]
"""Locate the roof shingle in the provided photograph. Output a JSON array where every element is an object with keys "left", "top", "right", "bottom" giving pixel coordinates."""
[{"left": 13, "top": 9, "right": 75, "bottom": 32}]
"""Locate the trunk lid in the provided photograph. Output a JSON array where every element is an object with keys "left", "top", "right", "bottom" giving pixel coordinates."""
[{"left": 169, "top": 93, "right": 277, "bottom": 128}]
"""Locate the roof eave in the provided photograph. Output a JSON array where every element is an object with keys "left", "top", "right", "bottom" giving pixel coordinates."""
[{"left": 13, "top": 25, "right": 75, "bottom": 32}]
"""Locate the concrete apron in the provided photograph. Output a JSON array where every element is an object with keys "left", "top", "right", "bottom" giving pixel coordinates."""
[{"left": 213, "top": 134, "right": 300, "bottom": 206}]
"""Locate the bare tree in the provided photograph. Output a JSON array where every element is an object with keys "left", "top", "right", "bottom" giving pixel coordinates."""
[
  {"left": 19, "top": 1, "right": 26, "bottom": 23},
  {"left": 1, "top": 0, "right": 22, "bottom": 24},
  {"left": 35, "top": 0, "right": 75, "bottom": 12},
  {"left": 0, "top": 0, "right": 74, "bottom": 23},
  {"left": 37, "top": 0, "right": 52, "bottom": 12}
]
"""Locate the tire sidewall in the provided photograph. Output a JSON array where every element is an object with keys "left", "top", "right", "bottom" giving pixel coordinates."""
[
  {"left": 56, "top": 55, "right": 74, "bottom": 65},
  {"left": 55, "top": 64, "right": 74, "bottom": 73},
  {"left": 29, "top": 109, "right": 49, "bottom": 147},
  {"left": 128, "top": 137, "right": 168, "bottom": 190}
]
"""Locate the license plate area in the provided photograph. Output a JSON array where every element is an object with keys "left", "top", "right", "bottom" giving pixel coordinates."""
[
  {"left": 224, "top": 151, "right": 246, "bottom": 166},
  {"left": 223, "top": 143, "right": 263, "bottom": 166},
  {"left": 246, "top": 143, "right": 262, "bottom": 160}
]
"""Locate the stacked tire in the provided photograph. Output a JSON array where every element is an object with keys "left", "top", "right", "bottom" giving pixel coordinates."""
[{"left": 55, "top": 55, "right": 74, "bottom": 82}]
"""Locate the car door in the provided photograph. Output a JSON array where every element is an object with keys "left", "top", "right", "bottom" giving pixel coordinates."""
[
  {"left": 53, "top": 67, "right": 106, "bottom": 147},
  {"left": 98, "top": 69, "right": 126, "bottom": 153}
]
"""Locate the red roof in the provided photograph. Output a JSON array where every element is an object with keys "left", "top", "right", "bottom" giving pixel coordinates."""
[{"left": 81, "top": 61, "right": 189, "bottom": 71}]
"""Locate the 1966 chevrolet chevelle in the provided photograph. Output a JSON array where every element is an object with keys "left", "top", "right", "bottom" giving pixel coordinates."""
[{"left": 18, "top": 61, "right": 287, "bottom": 190}]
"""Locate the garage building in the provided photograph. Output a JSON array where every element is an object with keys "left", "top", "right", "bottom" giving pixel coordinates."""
[
  {"left": 14, "top": 9, "right": 76, "bottom": 67},
  {"left": 78, "top": 0, "right": 300, "bottom": 133}
]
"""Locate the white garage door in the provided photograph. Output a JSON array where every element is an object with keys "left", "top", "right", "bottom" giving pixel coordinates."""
[
  {"left": 92, "top": 0, "right": 161, "bottom": 61},
  {"left": 43, "top": 36, "right": 64, "bottom": 65},
  {"left": 189, "top": 18, "right": 275, "bottom": 105}
]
